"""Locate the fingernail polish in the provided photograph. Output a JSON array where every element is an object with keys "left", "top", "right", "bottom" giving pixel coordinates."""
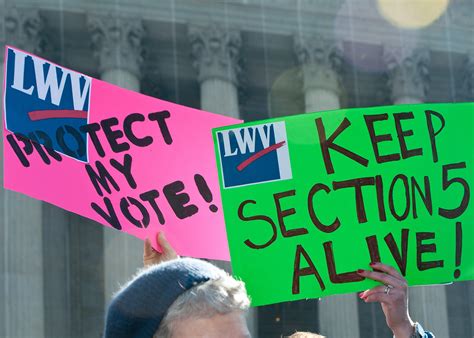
[
  {"left": 357, "top": 269, "right": 364, "bottom": 273},
  {"left": 369, "top": 262, "right": 377, "bottom": 266}
]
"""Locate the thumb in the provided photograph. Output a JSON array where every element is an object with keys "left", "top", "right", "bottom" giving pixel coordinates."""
[
  {"left": 157, "top": 232, "right": 173, "bottom": 254},
  {"left": 143, "top": 237, "right": 154, "bottom": 257}
]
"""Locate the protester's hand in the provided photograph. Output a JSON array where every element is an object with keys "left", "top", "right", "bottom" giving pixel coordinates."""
[
  {"left": 357, "top": 262, "right": 414, "bottom": 338},
  {"left": 143, "top": 232, "right": 179, "bottom": 267}
]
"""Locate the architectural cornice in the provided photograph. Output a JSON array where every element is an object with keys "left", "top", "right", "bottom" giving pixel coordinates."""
[
  {"left": 87, "top": 14, "right": 144, "bottom": 77},
  {"left": 384, "top": 47, "right": 431, "bottom": 102},
  {"left": 3, "top": 6, "right": 44, "bottom": 55},
  {"left": 294, "top": 35, "right": 342, "bottom": 94},
  {"left": 189, "top": 23, "right": 241, "bottom": 85}
]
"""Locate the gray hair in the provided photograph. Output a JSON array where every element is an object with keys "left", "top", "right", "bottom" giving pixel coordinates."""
[
  {"left": 154, "top": 274, "right": 250, "bottom": 338},
  {"left": 287, "top": 332, "right": 326, "bottom": 338}
]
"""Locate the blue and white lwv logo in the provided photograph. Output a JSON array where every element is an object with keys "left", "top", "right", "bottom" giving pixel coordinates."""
[
  {"left": 4, "top": 47, "right": 91, "bottom": 161},
  {"left": 217, "top": 121, "right": 292, "bottom": 188}
]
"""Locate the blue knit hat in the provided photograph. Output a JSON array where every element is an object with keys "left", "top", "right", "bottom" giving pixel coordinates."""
[{"left": 103, "top": 258, "right": 226, "bottom": 338}]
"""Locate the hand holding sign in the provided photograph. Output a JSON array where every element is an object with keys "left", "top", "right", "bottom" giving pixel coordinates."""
[
  {"left": 358, "top": 262, "right": 414, "bottom": 337},
  {"left": 143, "top": 232, "right": 179, "bottom": 267}
]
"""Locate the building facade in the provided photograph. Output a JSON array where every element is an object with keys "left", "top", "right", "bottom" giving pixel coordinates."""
[{"left": 1, "top": 0, "right": 473, "bottom": 337}]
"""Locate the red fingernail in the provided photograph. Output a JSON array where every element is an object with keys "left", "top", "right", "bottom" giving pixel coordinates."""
[
  {"left": 358, "top": 292, "right": 364, "bottom": 298},
  {"left": 369, "top": 262, "right": 377, "bottom": 266},
  {"left": 357, "top": 269, "right": 364, "bottom": 273}
]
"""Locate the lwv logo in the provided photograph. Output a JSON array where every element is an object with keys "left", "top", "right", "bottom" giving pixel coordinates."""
[
  {"left": 217, "top": 121, "right": 292, "bottom": 188},
  {"left": 4, "top": 46, "right": 91, "bottom": 161},
  {"left": 9, "top": 49, "right": 90, "bottom": 110}
]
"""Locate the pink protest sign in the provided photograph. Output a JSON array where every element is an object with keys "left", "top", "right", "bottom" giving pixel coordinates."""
[{"left": 3, "top": 46, "right": 240, "bottom": 260}]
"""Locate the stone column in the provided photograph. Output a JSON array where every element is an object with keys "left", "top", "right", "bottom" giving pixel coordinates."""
[
  {"left": 384, "top": 47, "right": 450, "bottom": 337},
  {"left": 189, "top": 23, "right": 257, "bottom": 334},
  {"left": 0, "top": 8, "right": 46, "bottom": 338},
  {"left": 88, "top": 14, "right": 145, "bottom": 306},
  {"left": 294, "top": 35, "right": 342, "bottom": 113},
  {"left": 189, "top": 23, "right": 241, "bottom": 118},
  {"left": 407, "top": 285, "right": 450, "bottom": 337},
  {"left": 188, "top": 23, "right": 241, "bottom": 276},
  {"left": 295, "top": 35, "right": 360, "bottom": 338}
]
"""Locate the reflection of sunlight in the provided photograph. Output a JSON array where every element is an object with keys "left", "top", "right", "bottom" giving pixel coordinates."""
[
  {"left": 269, "top": 67, "right": 304, "bottom": 117},
  {"left": 334, "top": 0, "right": 420, "bottom": 73},
  {"left": 377, "top": 0, "right": 449, "bottom": 29}
]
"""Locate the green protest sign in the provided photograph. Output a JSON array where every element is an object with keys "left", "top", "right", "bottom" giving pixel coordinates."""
[{"left": 213, "top": 102, "right": 474, "bottom": 306}]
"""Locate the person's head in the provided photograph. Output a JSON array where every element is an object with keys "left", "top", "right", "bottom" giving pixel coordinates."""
[
  {"left": 154, "top": 275, "right": 250, "bottom": 337},
  {"left": 287, "top": 332, "right": 325, "bottom": 338},
  {"left": 104, "top": 258, "right": 250, "bottom": 338}
]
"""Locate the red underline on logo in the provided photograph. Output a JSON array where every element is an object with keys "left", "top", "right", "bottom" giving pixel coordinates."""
[
  {"left": 236, "top": 141, "right": 286, "bottom": 172},
  {"left": 28, "top": 110, "right": 88, "bottom": 121}
]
